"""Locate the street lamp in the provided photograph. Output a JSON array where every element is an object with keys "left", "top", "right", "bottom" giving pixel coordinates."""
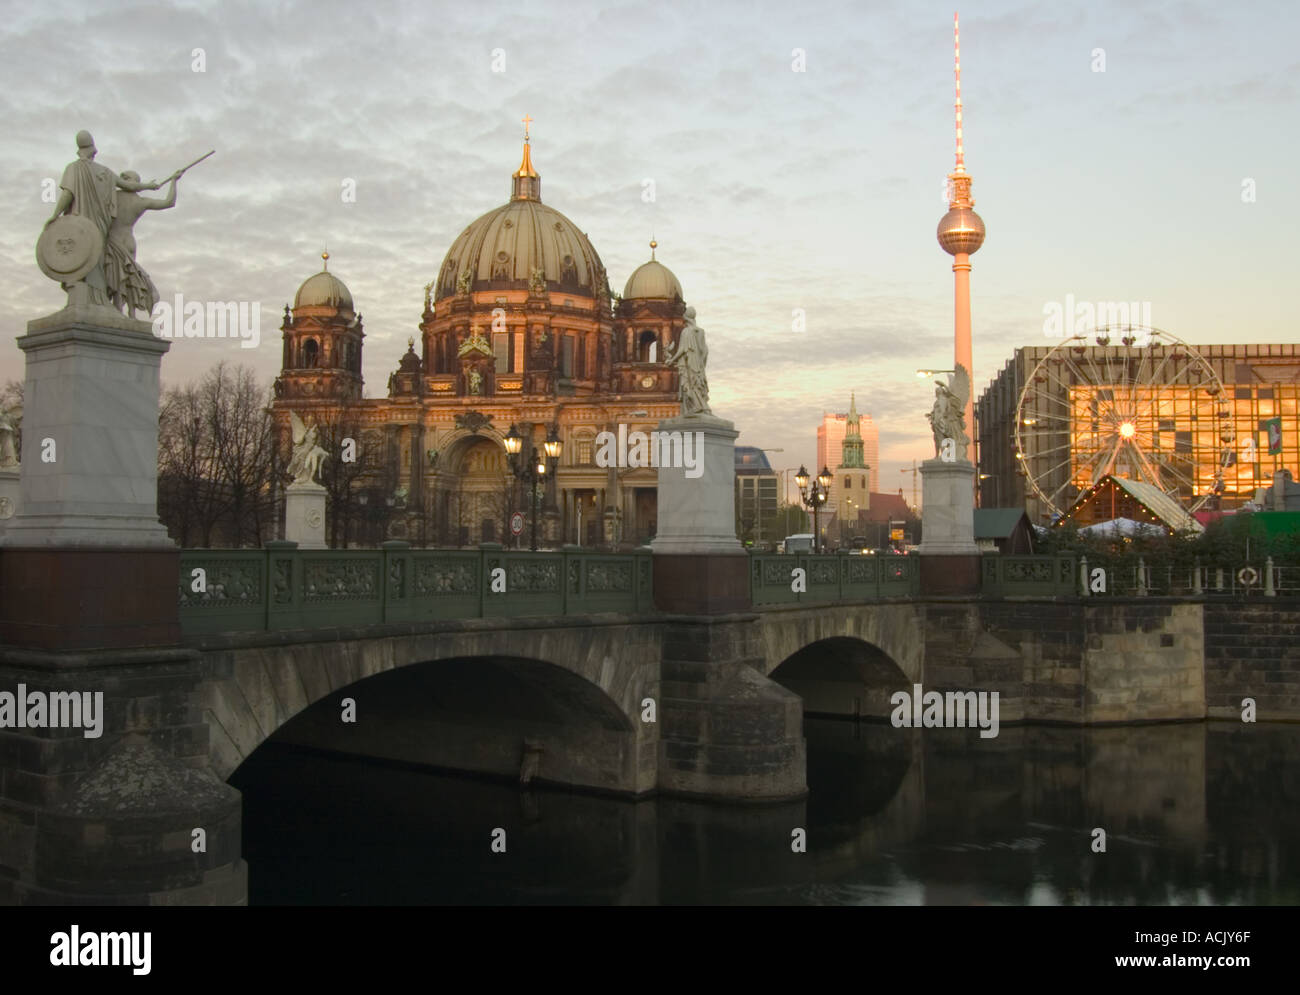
[
  {"left": 795, "top": 464, "right": 832, "bottom": 554},
  {"left": 978, "top": 472, "right": 999, "bottom": 507},
  {"left": 505, "top": 423, "right": 562, "bottom": 551}
]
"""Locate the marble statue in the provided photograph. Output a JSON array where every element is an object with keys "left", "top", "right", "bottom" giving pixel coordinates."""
[
  {"left": 38, "top": 132, "right": 210, "bottom": 313},
  {"left": 468, "top": 368, "right": 483, "bottom": 395},
  {"left": 664, "top": 306, "right": 711, "bottom": 416},
  {"left": 0, "top": 404, "right": 19, "bottom": 468},
  {"left": 286, "top": 410, "right": 328, "bottom": 484},
  {"left": 104, "top": 171, "right": 179, "bottom": 316},
  {"left": 926, "top": 363, "right": 971, "bottom": 459}
]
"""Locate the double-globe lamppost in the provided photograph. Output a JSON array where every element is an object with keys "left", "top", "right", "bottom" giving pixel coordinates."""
[
  {"left": 795, "top": 464, "right": 832, "bottom": 554},
  {"left": 504, "top": 423, "right": 562, "bottom": 552}
]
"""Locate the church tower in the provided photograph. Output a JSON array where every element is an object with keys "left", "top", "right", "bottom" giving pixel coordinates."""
[
  {"left": 835, "top": 393, "right": 871, "bottom": 533},
  {"left": 275, "top": 252, "right": 365, "bottom": 401}
]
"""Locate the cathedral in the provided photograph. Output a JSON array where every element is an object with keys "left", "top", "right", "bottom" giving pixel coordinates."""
[{"left": 271, "top": 128, "right": 687, "bottom": 548}]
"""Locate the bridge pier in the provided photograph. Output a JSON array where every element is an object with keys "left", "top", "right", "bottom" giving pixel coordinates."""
[
  {"left": 658, "top": 614, "right": 807, "bottom": 802},
  {"left": 0, "top": 306, "right": 246, "bottom": 905}
]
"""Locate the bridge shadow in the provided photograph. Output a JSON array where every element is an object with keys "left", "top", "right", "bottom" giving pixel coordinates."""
[
  {"left": 229, "top": 655, "right": 645, "bottom": 796},
  {"left": 769, "top": 635, "right": 911, "bottom": 720}
]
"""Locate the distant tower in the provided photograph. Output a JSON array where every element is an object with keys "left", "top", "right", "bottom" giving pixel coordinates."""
[
  {"left": 834, "top": 393, "right": 871, "bottom": 533},
  {"left": 937, "top": 12, "right": 985, "bottom": 448},
  {"left": 276, "top": 251, "right": 365, "bottom": 402}
]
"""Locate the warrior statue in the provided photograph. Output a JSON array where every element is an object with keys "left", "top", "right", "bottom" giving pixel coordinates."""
[
  {"left": 37, "top": 131, "right": 210, "bottom": 314},
  {"left": 926, "top": 364, "right": 971, "bottom": 460},
  {"left": 286, "top": 411, "right": 329, "bottom": 485},
  {"left": 664, "top": 306, "right": 711, "bottom": 416}
]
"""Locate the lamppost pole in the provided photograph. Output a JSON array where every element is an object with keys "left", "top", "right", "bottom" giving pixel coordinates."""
[
  {"left": 505, "top": 423, "right": 563, "bottom": 552},
  {"left": 795, "top": 464, "right": 832, "bottom": 554}
]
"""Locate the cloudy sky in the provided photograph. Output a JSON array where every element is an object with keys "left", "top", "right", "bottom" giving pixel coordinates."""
[{"left": 1, "top": 0, "right": 1294, "bottom": 502}]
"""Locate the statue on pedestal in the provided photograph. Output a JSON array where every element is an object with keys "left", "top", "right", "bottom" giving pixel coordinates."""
[
  {"left": 0, "top": 404, "right": 19, "bottom": 468},
  {"left": 286, "top": 411, "right": 328, "bottom": 485},
  {"left": 665, "top": 306, "right": 711, "bottom": 416},
  {"left": 926, "top": 363, "right": 970, "bottom": 460}
]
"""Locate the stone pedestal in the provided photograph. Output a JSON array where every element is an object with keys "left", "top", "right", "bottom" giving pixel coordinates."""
[
  {"left": 0, "top": 306, "right": 172, "bottom": 548},
  {"left": 285, "top": 481, "right": 327, "bottom": 548},
  {"left": 917, "top": 456, "right": 981, "bottom": 595},
  {"left": 0, "top": 306, "right": 180, "bottom": 651},
  {"left": 0, "top": 466, "right": 18, "bottom": 538},
  {"left": 651, "top": 414, "right": 747, "bottom": 613}
]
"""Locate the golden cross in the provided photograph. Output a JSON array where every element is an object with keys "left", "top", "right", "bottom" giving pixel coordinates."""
[{"left": 521, "top": 114, "right": 533, "bottom": 140}]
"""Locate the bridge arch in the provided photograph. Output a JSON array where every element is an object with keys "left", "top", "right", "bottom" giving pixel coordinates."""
[
  {"left": 201, "top": 619, "right": 661, "bottom": 795},
  {"left": 757, "top": 604, "right": 924, "bottom": 719}
]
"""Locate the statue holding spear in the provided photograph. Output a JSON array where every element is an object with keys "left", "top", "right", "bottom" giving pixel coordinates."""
[{"left": 37, "top": 131, "right": 214, "bottom": 316}]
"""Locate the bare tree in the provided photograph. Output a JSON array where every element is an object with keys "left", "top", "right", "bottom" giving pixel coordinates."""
[
  {"left": 309, "top": 406, "right": 370, "bottom": 548},
  {"left": 158, "top": 363, "right": 274, "bottom": 547}
]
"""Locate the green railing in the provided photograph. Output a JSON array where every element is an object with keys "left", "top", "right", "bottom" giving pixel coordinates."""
[
  {"left": 749, "top": 551, "right": 920, "bottom": 606},
  {"left": 980, "top": 553, "right": 1078, "bottom": 597},
  {"left": 178, "top": 542, "right": 654, "bottom": 635}
]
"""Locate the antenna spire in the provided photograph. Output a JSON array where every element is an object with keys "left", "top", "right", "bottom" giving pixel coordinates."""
[{"left": 953, "top": 12, "right": 965, "bottom": 174}]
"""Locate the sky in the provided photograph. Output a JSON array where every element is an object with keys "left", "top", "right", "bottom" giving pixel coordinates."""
[{"left": 1, "top": 0, "right": 1295, "bottom": 504}]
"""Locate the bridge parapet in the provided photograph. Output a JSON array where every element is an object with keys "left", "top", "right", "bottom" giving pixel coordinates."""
[
  {"left": 980, "top": 553, "right": 1077, "bottom": 597},
  {"left": 749, "top": 551, "right": 920, "bottom": 606},
  {"left": 178, "top": 543, "right": 654, "bottom": 636}
]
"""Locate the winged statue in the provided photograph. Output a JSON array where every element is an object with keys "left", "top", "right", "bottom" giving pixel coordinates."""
[
  {"left": 926, "top": 363, "right": 970, "bottom": 460},
  {"left": 286, "top": 410, "right": 328, "bottom": 485}
]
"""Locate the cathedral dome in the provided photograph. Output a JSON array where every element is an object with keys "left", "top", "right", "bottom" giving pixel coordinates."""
[
  {"left": 623, "top": 244, "right": 683, "bottom": 301},
  {"left": 433, "top": 140, "right": 606, "bottom": 302},
  {"left": 295, "top": 254, "right": 354, "bottom": 311}
]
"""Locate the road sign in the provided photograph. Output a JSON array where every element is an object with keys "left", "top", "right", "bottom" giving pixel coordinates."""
[
  {"left": 510, "top": 512, "right": 524, "bottom": 536},
  {"left": 1262, "top": 417, "right": 1282, "bottom": 456}
]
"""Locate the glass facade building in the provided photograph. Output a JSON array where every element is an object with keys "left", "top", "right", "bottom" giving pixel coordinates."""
[{"left": 976, "top": 343, "right": 1300, "bottom": 524}]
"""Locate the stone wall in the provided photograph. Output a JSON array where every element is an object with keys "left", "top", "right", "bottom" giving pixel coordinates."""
[{"left": 1204, "top": 602, "right": 1300, "bottom": 721}]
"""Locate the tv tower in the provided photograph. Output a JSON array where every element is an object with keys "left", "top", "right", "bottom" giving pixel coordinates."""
[{"left": 937, "top": 11, "right": 985, "bottom": 446}]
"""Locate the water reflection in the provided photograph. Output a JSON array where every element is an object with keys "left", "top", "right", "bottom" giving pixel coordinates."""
[{"left": 230, "top": 719, "right": 1300, "bottom": 905}]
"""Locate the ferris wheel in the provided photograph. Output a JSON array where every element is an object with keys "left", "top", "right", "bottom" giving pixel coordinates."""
[{"left": 1014, "top": 326, "right": 1228, "bottom": 519}]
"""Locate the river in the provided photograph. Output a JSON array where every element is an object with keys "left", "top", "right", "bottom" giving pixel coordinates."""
[{"left": 230, "top": 717, "right": 1300, "bottom": 905}]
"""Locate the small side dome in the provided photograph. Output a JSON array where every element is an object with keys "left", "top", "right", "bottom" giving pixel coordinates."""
[
  {"left": 397, "top": 337, "right": 422, "bottom": 373},
  {"left": 295, "top": 252, "right": 354, "bottom": 311},
  {"left": 623, "top": 241, "right": 682, "bottom": 300}
]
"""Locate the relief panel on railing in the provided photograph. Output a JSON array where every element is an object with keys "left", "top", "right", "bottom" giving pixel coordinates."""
[
  {"left": 506, "top": 559, "right": 560, "bottom": 592},
  {"left": 303, "top": 559, "right": 380, "bottom": 601},
  {"left": 273, "top": 558, "right": 293, "bottom": 604},
  {"left": 413, "top": 559, "right": 477, "bottom": 595},
  {"left": 587, "top": 560, "right": 633, "bottom": 592},
  {"left": 178, "top": 559, "right": 262, "bottom": 608}
]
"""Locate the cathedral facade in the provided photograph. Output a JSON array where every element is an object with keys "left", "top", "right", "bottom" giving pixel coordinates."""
[{"left": 271, "top": 134, "right": 687, "bottom": 548}]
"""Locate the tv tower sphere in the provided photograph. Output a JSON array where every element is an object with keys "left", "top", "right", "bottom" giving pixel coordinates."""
[{"left": 937, "top": 205, "right": 985, "bottom": 256}]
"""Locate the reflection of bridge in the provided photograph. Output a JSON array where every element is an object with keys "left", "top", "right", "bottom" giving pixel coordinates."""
[{"left": 4, "top": 535, "right": 1300, "bottom": 903}]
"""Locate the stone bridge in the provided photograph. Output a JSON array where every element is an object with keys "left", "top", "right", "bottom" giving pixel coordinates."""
[{"left": 3, "top": 542, "right": 1299, "bottom": 905}]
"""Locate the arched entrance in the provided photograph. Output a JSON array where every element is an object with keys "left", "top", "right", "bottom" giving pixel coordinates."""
[{"left": 432, "top": 433, "right": 514, "bottom": 545}]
